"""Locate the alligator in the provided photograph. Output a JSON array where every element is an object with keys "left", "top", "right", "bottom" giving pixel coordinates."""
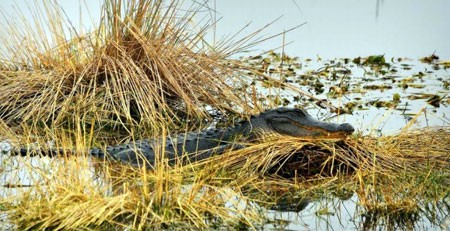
[{"left": 14, "top": 107, "right": 355, "bottom": 168}]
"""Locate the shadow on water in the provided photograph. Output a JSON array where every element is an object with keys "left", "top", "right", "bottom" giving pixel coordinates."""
[
  {"left": 261, "top": 142, "right": 449, "bottom": 230},
  {"left": 1, "top": 53, "right": 449, "bottom": 229},
  {"left": 265, "top": 194, "right": 450, "bottom": 230},
  {"left": 0, "top": 1, "right": 449, "bottom": 229},
  {"left": 2, "top": 155, "right": 447, "bottom": 231}
]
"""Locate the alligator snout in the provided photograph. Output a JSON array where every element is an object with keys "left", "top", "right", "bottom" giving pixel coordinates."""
[{"left": 338, "top": 123, "right": 355, "bottom": 133}]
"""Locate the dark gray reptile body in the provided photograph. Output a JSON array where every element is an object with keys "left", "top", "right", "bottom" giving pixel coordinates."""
[
  {"left": 16, "top": 107, "right": 355, "bottom": 168},
  {"left": 89, "top": 120, "right": 252, "bottom": 167}
]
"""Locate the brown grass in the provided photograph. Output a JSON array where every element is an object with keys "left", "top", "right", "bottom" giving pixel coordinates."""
[
  {"left": 0, "top": 0, "right": 448, "bottom": 230},
  {"left": 0, "top": 0, "right": 287, "bottom": 142},
  {"left": 1, "top": 128, "right": 448, "bottom": 230}
]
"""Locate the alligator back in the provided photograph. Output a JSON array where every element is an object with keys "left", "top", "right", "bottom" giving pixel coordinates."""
[
  {"left": 13, "top": 107, "right": 355, "bottom": 168},
  {"left": 89, "top": 126, "right": 248, "bottom": 167}
]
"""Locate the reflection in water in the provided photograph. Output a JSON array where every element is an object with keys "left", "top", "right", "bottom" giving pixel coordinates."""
[
  {"left": 270, "top": 196, "right": 311, "bottom": 212},
  {"left": 0, "top": 1, "right": 449, "bottom": 230},
  {"left": 2, "top": 56, "right": 449, "bottom": 229},
  {"left": 361, "top": 199, "right": 450, "bottom": 231},
  {"left": 375, "top": 0, "right": 384, "bottom": 19},
  {"left": 264, "top": 194, "right": 449, "bottom": 230},
  {"left": 1, "top": 136, "right": 449, "bottom": 230}
]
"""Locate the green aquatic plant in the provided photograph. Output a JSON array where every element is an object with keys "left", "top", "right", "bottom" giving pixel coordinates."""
[{"left": 0, "top": 0, "right": 448, "bottom": 230}]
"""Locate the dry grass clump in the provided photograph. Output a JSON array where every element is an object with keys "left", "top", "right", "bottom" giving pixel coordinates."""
[
  {"left": 1, "top": 128, "right": 448, "bottom": 230},
  {"left": 1, "top": 153, "right": 265, "bottom": 230},
  {"left": 0, "top": 0, "right": 448, "bottom": 229},
  {"left": 381, "top": 127, "right": 450, "bottom": 169},
  {"left": 199, "top": 127, "right": 449, "bottom": 224},
  {"left": 0, "top": 0, "right": 270, "bottom": 141},
  {"left": 354, "top": 128, "right": 450, "bottom": 224}
]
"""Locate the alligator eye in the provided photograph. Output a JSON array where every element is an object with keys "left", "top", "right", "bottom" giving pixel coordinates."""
[{"left": 293, "top": 108, "right": 307, "bottom": 116}]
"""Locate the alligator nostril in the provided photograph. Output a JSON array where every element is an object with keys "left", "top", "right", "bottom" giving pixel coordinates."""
[{"left": 340, "top": 123, "right": 355, "bottom": 132}]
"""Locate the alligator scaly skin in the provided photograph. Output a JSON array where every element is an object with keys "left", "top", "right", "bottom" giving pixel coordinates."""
[
  {"left": 89, "top": 121, "right": 251, "bottom": 167},
  {"left": 14, "top": 107, "right": 355, "bottom": 168}
]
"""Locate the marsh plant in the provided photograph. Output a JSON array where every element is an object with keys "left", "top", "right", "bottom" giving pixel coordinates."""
[{"left": 0, "top": 0, "right": 448, "bottom": 230}]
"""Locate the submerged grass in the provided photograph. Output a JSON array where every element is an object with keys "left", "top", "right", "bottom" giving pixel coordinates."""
[
  {"left": 0, "top": 0, "right": 449, "bottom": 230},
  {"left": 1, "top": 128, "right": 448, "bottom": 230}
]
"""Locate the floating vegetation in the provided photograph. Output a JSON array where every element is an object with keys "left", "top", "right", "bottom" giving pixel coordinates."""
[
  {"left": 0, "top": 0, "right": 448, "bottom": 230},
  {"left": 427, "top": 95, "right": 444, "bottom": 107},
  {"left": 438, "top": 61, "right": 450, "bottom": 68},
  {"left": 366, "top": 100, "right": 398, "bottom": 108},
  {"left": 420, "top": 53, "right": 440, "bottom": 64},
  {"left": 1, "top": 128, "right": 449, "bottom": 230},
  {"left": 363, "top": 55, "right": 388, "bottom": 66},
  {"left": 363, "top": 84, "right": 393, "bottom": 90},
  {"left": 240, "top": 52, "right": 449, "bottom": 114}
]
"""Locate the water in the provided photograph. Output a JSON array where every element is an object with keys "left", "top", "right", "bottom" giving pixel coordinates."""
[
  {"left": 1, "top": 1, "right": 449, "bottom": 59},
  {"left": 1, "top": 57, "right": 448, "bottom": 230},
  {"left": 242, "top": 55, "right": 450, "bottom": 230},
  {"left": 1, "top": 0, "right": 449, "bottom": 230},
  {"left": 206, "top": 0, "right": 450, "bottom": 60},
  {"left": 265, "top": 195, "right": 450, "bottom": 230},
  {"left": 245, "top": 54, "right": 449, "bottom": 136}
]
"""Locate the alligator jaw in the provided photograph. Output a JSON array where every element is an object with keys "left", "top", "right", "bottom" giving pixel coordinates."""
[
  {"left": 13, "top": 107, "right": 356, "bottom": 168},
  {"left": 294, "top": 120, "right": 355, "bottom": 139},
  {"left": 261, "top": 107, "right": 355, "bottom": 140}
]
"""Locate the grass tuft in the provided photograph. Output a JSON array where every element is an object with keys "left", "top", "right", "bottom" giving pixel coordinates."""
[
  {"left": 0, "top": 0, "right": 448, "bottom": 230},
  {"left": 0, "top": 0, "right": 272, "bottom": 141},
  {"left": 2, "top": 128, "right": 449, "bottom": 229}
]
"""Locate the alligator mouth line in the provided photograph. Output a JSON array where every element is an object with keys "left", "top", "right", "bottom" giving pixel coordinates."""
[{"left": 293, "top": 122, "right": 354, "bottom": 139}]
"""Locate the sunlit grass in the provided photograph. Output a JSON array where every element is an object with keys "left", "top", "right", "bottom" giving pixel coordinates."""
[
  {"left": 0, "top": 0, "right": 449, "bottom": 230},
  {"left": 0, "top": 0, "right": 280, "bottom": 141},
  {"left": 1, "top": 127, "right": 448, "bottom": 229}
]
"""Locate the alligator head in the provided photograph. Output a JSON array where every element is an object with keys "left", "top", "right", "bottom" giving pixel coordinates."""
[
  {"left": 12, "top": 107, "right": 356, "bottom": 168},
  {"left": 248, "top": 107, "right": 354, "bottom": 139}
]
